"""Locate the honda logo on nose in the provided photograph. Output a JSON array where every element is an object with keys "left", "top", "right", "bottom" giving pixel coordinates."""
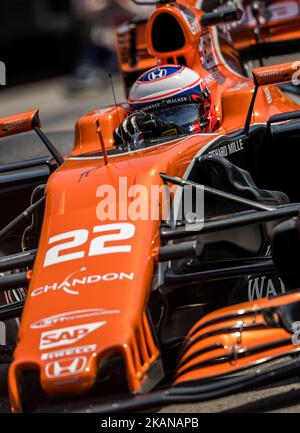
[
  {"left": 45, "top": 356, "right": 87, "bottom": 378},
  {"left": 147, "top": 69, "right": 167, "bottom": 81}
]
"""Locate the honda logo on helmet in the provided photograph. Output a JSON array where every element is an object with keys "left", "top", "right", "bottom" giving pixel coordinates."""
[
  {"left": 45, "top": 356, "right": 88, "bottom": 378},
  {"left": 147, "top": 69, "right": 167, "bottom": 81}
]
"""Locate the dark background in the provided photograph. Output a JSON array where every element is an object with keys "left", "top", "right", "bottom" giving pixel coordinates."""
[{"left": 0, "top": 0, "right": 79, "bottom": 87}]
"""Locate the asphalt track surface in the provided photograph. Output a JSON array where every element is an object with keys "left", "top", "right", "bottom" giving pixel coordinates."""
[{"left": 1, "top": 54, "right": 300, "bottom": 413}]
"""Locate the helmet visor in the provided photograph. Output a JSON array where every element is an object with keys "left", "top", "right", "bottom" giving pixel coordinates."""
[{"left": 150, "top": 103, "right": 200, "bottom": 128}]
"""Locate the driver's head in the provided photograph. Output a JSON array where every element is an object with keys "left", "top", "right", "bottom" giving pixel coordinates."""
[{"left": 128, "top": 65, "right": 217, "bottom": 133}]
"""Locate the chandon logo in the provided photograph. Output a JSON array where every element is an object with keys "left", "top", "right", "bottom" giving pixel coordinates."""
[
  {"left": 31, "top": 268, "right": 134, "bottom": 297},
  {"left": 39, "top": 322, "right": 106, "bottom": 350}
]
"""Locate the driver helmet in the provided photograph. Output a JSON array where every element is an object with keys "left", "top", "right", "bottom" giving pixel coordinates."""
[{"left": 128, "top": 64, "right": 217, "bottom": 133}]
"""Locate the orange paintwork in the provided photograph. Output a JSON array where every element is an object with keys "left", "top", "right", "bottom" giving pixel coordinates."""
[
  {"left": 146, "top": 5, "right": 203, "bottom": 72},
  {"left": 253, "top": 61, "right": 300, "bottom": 86},
  {"left": 0, "top": 109, "right": 40, "bottom": 138},
  {"left": 6, "top": 0, "right": 300, "bottom": 412},
  {"left": 115, "top": 0, "right": 198, "bottom": 95},
  {"left": 72, "top": 106, "right": 128, "bottom": 156}
]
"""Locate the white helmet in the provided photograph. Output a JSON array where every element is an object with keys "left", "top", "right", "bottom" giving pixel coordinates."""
[{"left": 128, "top": 64, "right": 216, "bottom": 133}]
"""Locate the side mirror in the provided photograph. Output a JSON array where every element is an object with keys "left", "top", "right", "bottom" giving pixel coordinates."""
[
  {"left": 253, "top": 62, "right": 299, "bottom": 86},
  {"left": 0, "top": 108, "right": 63, "bottom": 165},
  {"left": 244, "top": 61, "right": 300, "bottom": 135},
  {"left": 0, "top": 109, "right": 40, "bottom": 138}
]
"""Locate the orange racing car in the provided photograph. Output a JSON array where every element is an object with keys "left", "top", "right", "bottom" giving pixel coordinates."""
[{"left": 1, "top": 0, "right": 300, "bottom": 413}]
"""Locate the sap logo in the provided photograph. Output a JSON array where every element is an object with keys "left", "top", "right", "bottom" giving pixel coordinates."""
[
  {"left": 45, "top": 356, "right": 87, "bottom": 378},
  {"left": 248, "top": 276, "right": 286, "bottom": 301},
  {"left": 41, "top": 344, "right": 97, "bottom": 361},
  {"left": 147, "top": 69, "right": 167, "bottom": 81},
  {"left": 31, "top": 308, "right": 120, "bottom": 329},
  {"left": 39, "top": 322, "right": 106, "bottom": 350}
]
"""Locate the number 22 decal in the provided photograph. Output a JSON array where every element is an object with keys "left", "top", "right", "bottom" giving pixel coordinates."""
[{"left": 43, "top": 223, "right": 135, "bottom": 267}]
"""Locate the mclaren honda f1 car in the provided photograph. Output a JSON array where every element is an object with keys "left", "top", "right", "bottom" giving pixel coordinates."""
[{"left": 2, "top": 0, "right": 300, "bottom": 413}]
